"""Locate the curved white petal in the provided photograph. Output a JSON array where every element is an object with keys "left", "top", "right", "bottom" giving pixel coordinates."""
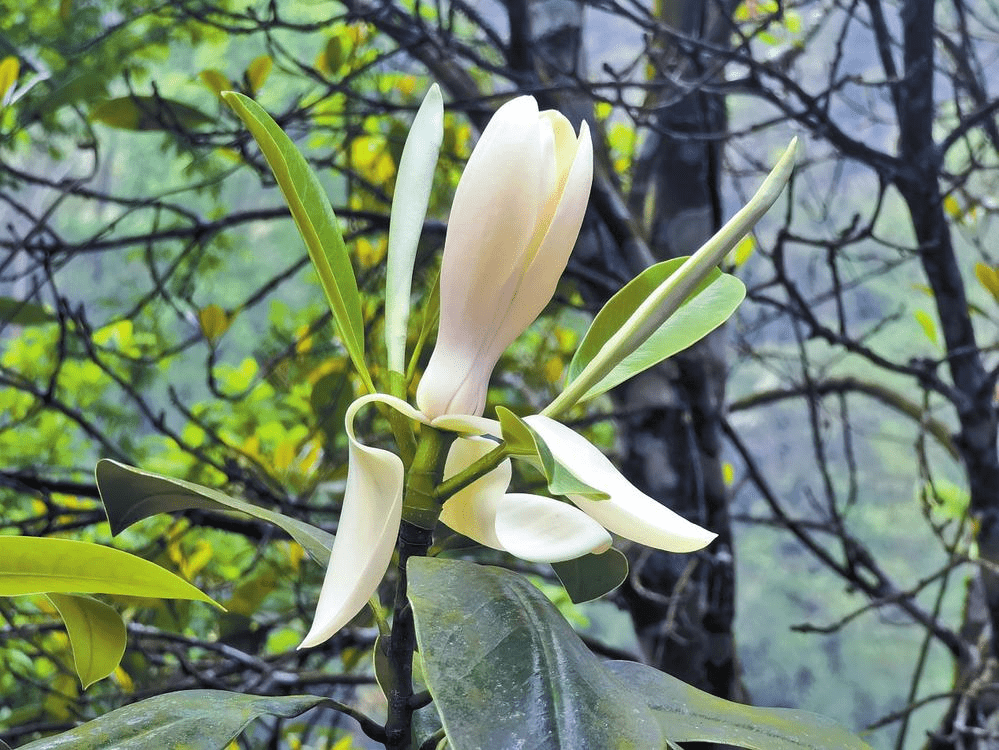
[
  {"left": 439, "top": 436, "right": 512, "bottom": 550},
  {"left": 522, "top": 414, "right": 717, "bottom": 553},
  {"left": 300, "top": 394, "right": 425, "bottom": 648},
  {"left": 493, "top": 493, "right": 612, "bottom": 563}
]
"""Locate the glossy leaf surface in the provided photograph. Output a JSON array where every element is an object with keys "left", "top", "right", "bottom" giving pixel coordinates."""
[
  {"left": 47, "top": 593, "right": 126, "bottom": 689},
  {"left": 0, "top": 537, "right": 216, "bottom": 605},
  {"left": 408, "top": 557, "right": 662, "bottom": 750},
  {"left": 606, "top": 660, "right": 873, "bottom": 750},
  {"left": 17, "top": 691, "right": 326, "bottom": 749}
]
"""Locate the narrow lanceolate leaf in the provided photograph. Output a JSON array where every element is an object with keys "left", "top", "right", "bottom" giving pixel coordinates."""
[
  {"left": 47, "top": 593, "right": 126, "bottom": 689},
  {"left": 0, "top": 55, "right": 19, "bottom": 104},
  {"left": 565, "top": 259, "right": 744, "bottom": 402},
  {"left": 409, "top": 557, "right": 663, "bottom": 750},
  {"left": 547, "top": 138, "right": 796, "bottom": 417},
  {"left": 0, "top": 537, "right": 218, "bottom": 606},
  {"left": 385, "top": 84, "right": 444, "bottom": 373},
  {"left": 222, "top": 92, "right": 372, "bottom": 392},
  {"left": 606, "top": 661, "right": 873, "bottom": 750},
  {"left": 16, "top": 691, "right": 327, "bottom": 750},
  {"left": 96, "top": 459, "right": 333, "bottom": 566}
]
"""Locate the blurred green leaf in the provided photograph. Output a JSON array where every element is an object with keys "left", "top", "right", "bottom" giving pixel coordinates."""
[
  {"left": 96, "top": 459, "right": 334, "bottom": 566},
  {"left": 0, "top": 297, "right": 56, "bottom": 325},
  {"left": 47, "top": 593, "right": 126, "bottom": 689},
  {"left": 92, "top": 96, "right": 214, "bottom": 131}
]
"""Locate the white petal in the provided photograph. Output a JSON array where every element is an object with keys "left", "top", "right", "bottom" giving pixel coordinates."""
[
  {"left": 439, "top": 436, "right": 511, "bottom": 550},
  {"left": 300, "top": 395, "right": 423, "bottom": 648},
  {"left": 522, "top": 414, "right": 716, "bottom": 553},
  {"left": 493, "top": 493, "right": 612, "bottom": 563},
  {"left": 492, "top": 121, "right": 593, "bottom": 357},
  {"left": 385, "top": 84, "right": 444, "bottom": 372}
]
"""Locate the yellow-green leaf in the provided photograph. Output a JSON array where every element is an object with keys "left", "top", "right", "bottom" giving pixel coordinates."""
[
  {"left": 0, "top": 56, "right": 18, "bottom": 104},
  {"left": 914, "top": 308, "right": 938, "bottom": 344},
  {"left": 222, "top": 92, "right": 372, "bottom": 392},
  {"left": 198, "top": 303, "right": 231, "bottom": 343},
  {"left": 200, "top": 69, "right": 231, "bottom": 99},
  {"left": 92, "top": 96, "right": 214, "bottom": 131},
  {"left": 47, "top": 593, "right": 126, "bottom": 689},
  {"left": 975, "top": 262, "right": 999, "bottom": 305},
  {"left": 246, "top": 55, "right": 273, "bottom": 94},
  {"left": 0, "top": 537, "right": 219, "bottom": 607},
  {"left": 729, "top": 234, "right": 756, "bottom": 267}
]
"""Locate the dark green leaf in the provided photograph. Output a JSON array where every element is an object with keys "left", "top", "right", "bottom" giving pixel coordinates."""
[
  {"left": 606, "top": 661, "right": 873, "bottom": 750},
  {"left": 551, "top": 548, "right": 628, "bottom": 603},
  {"left": 96, "top": 460, "right": 334, "bottom": 566},
  {"left": 92, "top": 96, "right": 214, "bottom": 131},
  {"left": 408, "top": 557, "right": 662, "bottom": 749},
  {"left": 17, "top": 690, "right": 326, "bottom": 749},
  {"left": 0, "top": 297, "right": 56, "bottom": 325}
]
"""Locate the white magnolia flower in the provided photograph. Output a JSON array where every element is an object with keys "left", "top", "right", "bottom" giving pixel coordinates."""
[
  {"left": 416, "top": 95, "right": 593, "bottom": 419},
  {"left": 299, "top": 95, "right": 716, "bottom": 649}
]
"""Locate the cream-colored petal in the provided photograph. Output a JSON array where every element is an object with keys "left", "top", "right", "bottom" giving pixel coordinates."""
[
  {"left": 491, "top": 122, "right": 593, "bottom": 357},
  {"left": 299, "top": 394, "right": 425, "bottom": 648},
  {"left": 439, "top": 436, "right": 512, "bottom": 550},
  {"left": 493, "top": 493, "right": 612, "bottom": 563},
  {"left": 522, "top": 414, "right": 716, "bottom": 553},
  {"left": 417, "top": 98, "right": 548, "bottom": 418}
]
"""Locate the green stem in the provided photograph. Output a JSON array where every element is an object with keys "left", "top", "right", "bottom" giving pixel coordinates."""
[{"left": 433, "top": 442, "right": 509, "bottom": 501}]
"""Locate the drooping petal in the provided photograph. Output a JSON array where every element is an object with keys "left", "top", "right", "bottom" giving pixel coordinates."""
[
  {"left": 440, "top": 437, "right": 613, "bottom": 563},
  {"left": 299, "top": 395, "right": 425, "bottom": 648},
  {"left": 493, "top": 493, "right": 612, "bottom": 563},
  {"left": 523, "top": 414, "right": 717, "bottom": 553},
  {"left": 439, "top": 437, "right": 511, "bottom": 551}
]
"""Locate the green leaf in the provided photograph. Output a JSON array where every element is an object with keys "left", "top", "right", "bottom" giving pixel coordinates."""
[
  {"left": 605, "top": 661, "right": 873, "bottom": 749},
  {"left": 975, "top": 262, "right": 999, "bottom": 305},
  {"left": 0, "top": 537, "right": 217, "bottom": 606},
  {"left": 17, "top": 690, "right": 327, "bottom": 749},
  {"left": 551, "top": 548, "right": 628, "bottom": 603},
  {"left": 47, "top": 593, "right": 126, "bottom": 689},
  {"left": 310, "top": 370, "right": 354, "bottom": 451},
  {"left": 566, "top": 258, "right": 745, "bottom": 403},
  {"left": 245, "top": 55, "right": 272, "bottom": 94},
  {"left": 914, "top": 308, "right": 938, "bottom": 344},
  {"left": 408, "top": 557, "right": 663, "bottom": 749},
  {"left": 0, "top": 297, "right": 57, "bottom": 325},
  {"left": 96, "top": 459, "right": 334, "bottom": 566},
  {"left": 92, "top": 96, "right": 215, "bottom": 131},
  {"left": 495, "top": 406, "right": 538, "bottom": 456},
  {"left": 222, "top": 92, "right": 372, "bottom": 392},
  {"left": 548, "top": 139, "right": 795, "bottom": 417}
]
